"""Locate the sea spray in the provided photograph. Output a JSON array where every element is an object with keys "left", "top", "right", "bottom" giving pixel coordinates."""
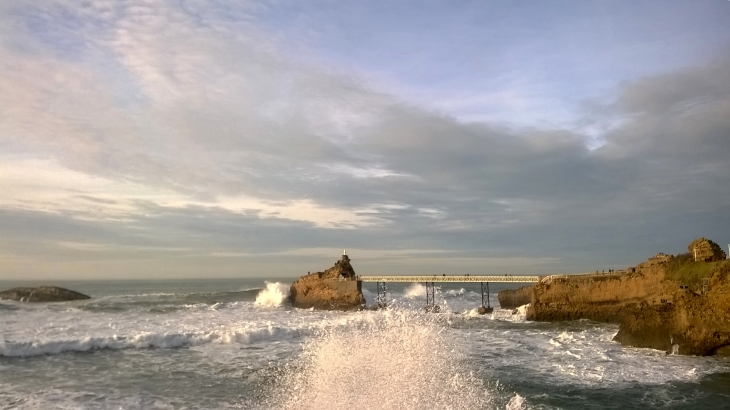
[
  {"left": 404, "top": 283, "right": 426, "bottom": 298},
  {"left": 273, "top": 310, "right": 492, "bottom": 410},
  {"left": 255, "top": 282, "right": 290, "bottom": 308}
]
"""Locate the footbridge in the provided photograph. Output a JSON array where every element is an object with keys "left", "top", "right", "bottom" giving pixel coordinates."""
[{"left": 359, "top": 275, "right": 541, "bottom": 314}]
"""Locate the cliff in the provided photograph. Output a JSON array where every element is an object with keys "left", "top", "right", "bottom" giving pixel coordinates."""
[
  {"left": 498, "top": 285, "right": 533, "bottom": 309},
  {"left": 289, "top": 254, "right": 365, "bottom": 311},
  {"left": 529, "top": 237, "right": 730, "bottom": 356},
  {"left": 613, "top": 259, "right": 730, "bottom": 355},
  {"left": 529, "top": 254, "right": 673, "bottom": 322},
  {"left": 0, "top": 286, "right": 90, "bottom": 302}
]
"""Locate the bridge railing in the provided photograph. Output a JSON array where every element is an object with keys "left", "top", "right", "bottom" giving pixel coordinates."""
[{"left": 359, "top": 275, "right": 541, "bottom": 283}]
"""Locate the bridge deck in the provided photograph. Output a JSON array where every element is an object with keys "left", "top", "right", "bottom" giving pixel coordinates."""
[{"left": 359, "top": 275, "right": 541, "bottom": 283}]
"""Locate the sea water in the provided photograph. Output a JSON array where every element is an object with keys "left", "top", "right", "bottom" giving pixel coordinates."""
[{"left": 1, "top": 279, "right": 729, "bottom": 409}]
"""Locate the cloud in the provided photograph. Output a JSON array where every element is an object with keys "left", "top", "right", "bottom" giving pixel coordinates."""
[{"left": 0, "top": 0, "right": 728, "bottom": 279}]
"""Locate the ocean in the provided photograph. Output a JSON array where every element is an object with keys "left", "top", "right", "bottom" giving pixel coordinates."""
[{"left": 1, "top": 278, "right": 729, "bottom": 409}]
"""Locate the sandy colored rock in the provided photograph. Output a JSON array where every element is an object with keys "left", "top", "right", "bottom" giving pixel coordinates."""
[
  {"left": 498, "top": 285, "right": 533, "bottom": 309},
  {"left": 529, "top": 238, "right": 730, "bottom": 356},
  {"left": 289, "top": 254, "right": 365, "bottom": 311},
  {"left": 529, "top": 253, "right": 672, "bottom": 322},
  {"left": 688, "top": 238, "right": 726, "bottom": 262},
  {"left": 0, "top": 286, "right": 90, "bottom": 302}
]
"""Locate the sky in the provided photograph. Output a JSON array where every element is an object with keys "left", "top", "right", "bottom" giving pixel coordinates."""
[{"left": 1, "top": 0, "right": 729, "bottom": 280}]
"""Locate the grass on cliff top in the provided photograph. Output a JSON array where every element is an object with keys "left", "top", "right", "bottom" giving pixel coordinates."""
[{"left": 665, "top": 253, "right": 728, "bottom": 286}]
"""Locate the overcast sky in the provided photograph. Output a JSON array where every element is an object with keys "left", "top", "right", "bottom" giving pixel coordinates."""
[{"left": 1, "top": 0, "right": 729, "bottom": 280}]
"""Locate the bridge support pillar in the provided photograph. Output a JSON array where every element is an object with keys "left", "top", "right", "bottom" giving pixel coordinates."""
[
  {"left": 424, "top": 282, "right": 440, "bottom": 312},
  {"left": 478, "top": 282, "right": 493, "bottom": 315}
]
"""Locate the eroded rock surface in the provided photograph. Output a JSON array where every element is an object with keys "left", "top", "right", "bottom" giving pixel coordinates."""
[
  {"left": 0, "top": 286, "right": 90, "bottom": 302},
  {"left": 688, "top": 237, "right": 726, "bottom": 262},
  {"left": 289, "top": 254, "right": 365, "bottom": 311},
  {"left": 498, "top": 285, "right": 533, "bottom": 309},
  {"left": 528, "top": 238, "right": 730, "bottom": 356}
]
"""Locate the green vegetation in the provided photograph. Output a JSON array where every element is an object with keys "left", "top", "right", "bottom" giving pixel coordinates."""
[{"left": 665, "top": 253, "right": 729, "bottom": 286}]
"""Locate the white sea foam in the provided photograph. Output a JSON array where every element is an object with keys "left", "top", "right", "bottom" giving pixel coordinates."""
[
  {"left": 506, "top": 393, "right": 525, "bottom": 410},
  {"left": 0, "top": 325, "right": 303, "bottom": 357},
  {"left": 404, "top": 283, "right": 426, "bottom": 298},
  {"left": 274, "top": 311, "right": 493, "bottom": 410},
  {"left": 255, "top": 282, "right": 290, "bottom": 308}
]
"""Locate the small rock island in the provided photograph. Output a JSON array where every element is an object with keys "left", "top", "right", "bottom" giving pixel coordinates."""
[
  {"left": 0, "top": 286, "right": 90, "bottom": 302},
  {"left": 289, "top": 252, "right": 365, "bottom": 311}
]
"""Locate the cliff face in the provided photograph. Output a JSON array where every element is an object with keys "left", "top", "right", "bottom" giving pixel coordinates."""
[
  {"left": 613, "top": 261, "right": 730, "bottom": 355},
  {"left": 289, "top": 255, "right": 365, "bottom": 311},
  {"left": 529, "top": 239, "right": 730, "bottom": 356},
  {"left": 498, "top": 285, "right": 533, "bottom": 309},
  {"left": 0, "top": 286, "right": 90, "bottom": 302},
  {"left": 529, "top": 254, "right": 672, "bottom": 322}
]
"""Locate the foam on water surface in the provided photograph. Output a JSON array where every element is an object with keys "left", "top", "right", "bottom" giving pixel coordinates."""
[{"left": 2, "top": 280, "right": 730, "bottom": 409}]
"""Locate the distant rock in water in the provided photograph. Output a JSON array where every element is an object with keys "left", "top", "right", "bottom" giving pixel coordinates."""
[
  {"left": 289, "top": 253, "right": 365, "bottom": 311},
  {"left": 498, "top": 285, "right": 533, "bottom": 309},
  {"left": 0, "top": 286, "right": 90, "bottom": 302}
]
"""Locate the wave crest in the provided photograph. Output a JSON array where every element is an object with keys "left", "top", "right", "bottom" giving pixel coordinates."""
[{"left": 255, "top": 282, "right": 290, "bottom": 308}]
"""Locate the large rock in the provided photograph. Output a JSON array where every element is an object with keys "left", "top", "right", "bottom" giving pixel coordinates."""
[
  {"left": 688, "top": 238, "right": 726, "bottom": 262},
  {"left": 527, "top": 237, "right": 730, "bottom": 355},
  {"left": 498, "top": 285, "right": 533, "bottom": 309},
  {"left": 529, "top": 253, "right": 672, "bottom": 322},
  {"left": 0, "top": 286, "right": 90, "bottom": 302},
  {"left": 613, "top": 260, "right": 730, "bottom": 355},
  {"left": 289, "top": 254, "right": 365, "bottom": 311}
]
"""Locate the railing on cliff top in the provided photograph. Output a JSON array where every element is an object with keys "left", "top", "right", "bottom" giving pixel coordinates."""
[{"left": 359, "top": 275, "right": 541, "bottom": 283}]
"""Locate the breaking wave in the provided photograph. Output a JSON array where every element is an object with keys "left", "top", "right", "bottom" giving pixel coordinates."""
[
  {"left": 0, "top": 325, "right": 302, "bottom": 357},
  {"left": 272, "top": 310, "right": 493, "bottom": 410},
  {"left": 254, "top": 282, "right": 290, "bottom": 308}
]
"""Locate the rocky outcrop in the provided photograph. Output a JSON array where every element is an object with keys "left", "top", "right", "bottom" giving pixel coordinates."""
[
  {"left": 498, "top": 285, "right": 533, "bottom": 309},
  {"left": 529, "top": 253, "right": 672, "bottom": 322},
  {"left": 613, "top": 261, "right": 730, "bottom": 355},
  {"left": 688, "top": 237, "right": 726, "bottom": 262},
  {"left": 529, "top": 238, "right": 730, "bottom": 356},
  {"left": 0, "top": 286, "right": 90, "bottom": 302},
  {"left": 289, "top": 254, "right": 365, "bottom": 311}
]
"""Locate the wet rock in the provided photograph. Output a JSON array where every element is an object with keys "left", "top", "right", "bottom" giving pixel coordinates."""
[{"left": 0, "top": 286, "right": 90, "bottom": 302}]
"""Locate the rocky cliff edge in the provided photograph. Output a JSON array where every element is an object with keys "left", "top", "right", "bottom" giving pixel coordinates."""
[{"left": 528, "top": 237, "right": 730, "bottom": 356}]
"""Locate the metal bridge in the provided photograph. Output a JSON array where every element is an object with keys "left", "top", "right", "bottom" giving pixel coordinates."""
[
  {"left": 358, "top": 275, "right": 540, "bottom": 314},
  {"left": 359, "top": 275, "right": 541, "bottom": 283}
]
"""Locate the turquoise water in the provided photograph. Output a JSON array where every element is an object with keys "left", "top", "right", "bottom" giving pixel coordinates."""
[{"left": 1, "top": 279, "right": 729, "bottom": 409}]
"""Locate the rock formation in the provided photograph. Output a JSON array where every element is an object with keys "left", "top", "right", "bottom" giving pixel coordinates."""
[
  {"left": 289, "top": 254, "right": 365, "bottom": 311},
  {"left": 613, "top": 261, "right": 730, "bottom": 355},
  {"left": 497, "top": 285, "right": 533, "bottom": 309},
  {"left": 688, "top": 237, "right": 726, "bottom": 262},
  {"left": 528, "top": 239, "right": 730, "bottom": 356},
  {"left": 0, "top": 286, "right": 90, "bottom": 302},
  {"left": 528, "top": 253, "right": 672, "bottom": 322}
]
